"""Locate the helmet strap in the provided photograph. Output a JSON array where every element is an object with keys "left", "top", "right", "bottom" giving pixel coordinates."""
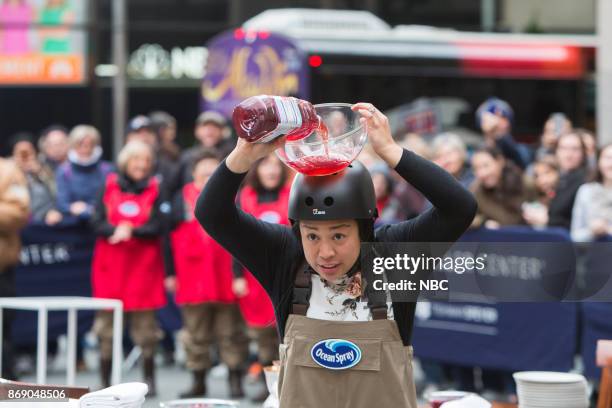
[{"left": 345, "top": 255, "right": 360, "bottom": 278}]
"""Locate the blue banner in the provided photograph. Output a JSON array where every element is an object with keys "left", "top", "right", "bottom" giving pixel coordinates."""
[
  {"left": 412, "top": 302, "right": 577, "bottom": 371},
  {"left": 13, "top": 221, "right": 96, "bottom": 346},
  {"left": 581, "top": 302, "right": 612, "bottom": 380},
  {"left": 412, "top": 227, "right": 578, "bottom": 372},
  {"left": 579, "top": 238, "right": 612, "bottom": 379}
]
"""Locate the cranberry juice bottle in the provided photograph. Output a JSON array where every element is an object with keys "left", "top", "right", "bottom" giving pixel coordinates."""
[{"left": 232, "top": 95, "right": 325, "bottom": 143}]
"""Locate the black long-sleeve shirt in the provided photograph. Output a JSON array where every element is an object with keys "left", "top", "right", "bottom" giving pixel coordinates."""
[
  {"left": 196, "top": 149, "right": 477, "bottom": 345},
  {"left": 548, "top": 167, "right": 587, "bottom": 229},
  {"left": 231, "top": 188, "right": 284, "bottom": 278}
]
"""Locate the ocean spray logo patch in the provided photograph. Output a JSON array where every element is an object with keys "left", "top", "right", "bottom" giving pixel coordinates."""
[
  {"left": 259, "top": 210, "right": 281, "bottom": 223},
  {"left": 118, "top": 201, "right": 141, "bottom": 217},
  {"left": 311, "top": 339, "right": 362, "bottom": 370}
]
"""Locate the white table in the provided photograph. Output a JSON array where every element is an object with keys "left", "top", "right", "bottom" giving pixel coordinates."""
[{"left": 0, "top": 297, "right": 123, "bottom": 386}]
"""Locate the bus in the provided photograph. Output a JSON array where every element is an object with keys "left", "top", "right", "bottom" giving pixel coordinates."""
[{"left": 202, "top": 9, "right": 596, "bottom": 143}]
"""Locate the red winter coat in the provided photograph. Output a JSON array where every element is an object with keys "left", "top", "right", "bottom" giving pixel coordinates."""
[
  {"left": 171, "top": 182, "right": 235, "bottom": 305},
  {"left": 237, "top": 185, "right": 290, "bottom": 327},
  {"left": 92, "top": 174, "right": 166, "bottom": 311}
]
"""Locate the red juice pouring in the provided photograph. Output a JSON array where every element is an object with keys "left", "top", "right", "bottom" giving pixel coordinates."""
[
  {"left": 286, "top": 155, "right": 351, "bottom": 176},
  {"left": 232, "top": 95, "right": 328, "bottom": 143}
]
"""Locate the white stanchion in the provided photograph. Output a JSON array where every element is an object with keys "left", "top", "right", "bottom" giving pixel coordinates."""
[{"left": 0, "top": 297, "right": 123, "bottom": 386}]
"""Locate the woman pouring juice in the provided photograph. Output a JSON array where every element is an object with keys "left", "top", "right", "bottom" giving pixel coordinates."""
[{"left": 196, "top": 102, "right": 477, "bottom": 407}]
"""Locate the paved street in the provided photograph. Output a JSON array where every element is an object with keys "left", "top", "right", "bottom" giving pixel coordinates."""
[
  {"left": 18, "top": 337, "right": 265, "bottom": 408},
  {"left": 22, "top": 365, "right": 264, "bottom": 407}
]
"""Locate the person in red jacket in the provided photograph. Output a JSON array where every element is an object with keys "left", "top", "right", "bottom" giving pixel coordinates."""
[
  {"left": 91, "top": 140, "right": 166, "bottom": 396},
  {"left": 168, "top": 149, "right": 248, "bottom": 398},
  {"left": 233, "top": 153, "right": 287, "bottom": 401}
]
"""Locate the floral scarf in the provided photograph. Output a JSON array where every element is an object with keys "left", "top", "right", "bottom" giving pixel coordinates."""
[{"left": 318, "top": 272, "right": 364, "bottom": 319}]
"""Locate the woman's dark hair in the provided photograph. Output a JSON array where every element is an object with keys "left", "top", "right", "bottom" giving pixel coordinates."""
[
  {"left": 473, "top": 146, "right": 524, "bottom": 196},
  {"left": 594, "top": 143, "right": 612, "bottom": 183},
  {"left": 357, "top": 218, "right": 375, "bottom": 242},
  {"left": 9, "top": 132, "right": 37, "bottom": 154},
  {"left": 532, "top": 155, "right": 560, "bottom": 196},
  {"left": 534, "top": 154, "right": 559, "bottom": 173},
  {"left": 245, "top": 154, "right": 287, "bottom": 193},
  {"left": 190, "top": 148, "right": 220, "bottom": 169}
]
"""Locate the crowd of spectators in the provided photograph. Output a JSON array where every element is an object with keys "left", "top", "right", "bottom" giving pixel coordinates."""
[{"left": 2, "top": 96, "right": 610, "bottom": 401}]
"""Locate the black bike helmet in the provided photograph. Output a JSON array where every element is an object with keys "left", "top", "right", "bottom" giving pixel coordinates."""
[{"left": 288, "top": 160, "right": 377, "bottom": 222}]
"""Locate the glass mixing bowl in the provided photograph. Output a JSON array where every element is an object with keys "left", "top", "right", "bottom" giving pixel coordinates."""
[{"left": 275, "top": 103, "right": 367, "bottom": 176}]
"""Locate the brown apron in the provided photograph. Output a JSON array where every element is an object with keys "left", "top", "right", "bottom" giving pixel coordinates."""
[{"left": 276, "top": 263, "right": 418, "bottom": 408}]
